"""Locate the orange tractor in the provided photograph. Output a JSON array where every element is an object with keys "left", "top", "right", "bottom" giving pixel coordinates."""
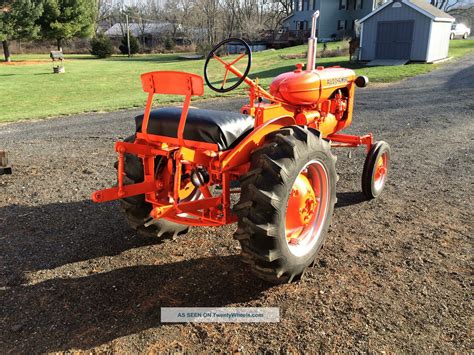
[{"left": 92, "top": 12, "right": 390, "bottom": 283}]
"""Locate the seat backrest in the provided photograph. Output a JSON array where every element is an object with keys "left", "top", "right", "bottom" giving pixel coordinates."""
[{"left": 141, "top": 71, "right": 204, "bottom": 97}]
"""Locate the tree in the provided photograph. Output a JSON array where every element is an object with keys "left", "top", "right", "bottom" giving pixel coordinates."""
[
  {"left": 164, "top": 36, "right": 175, "bottom": 50},
  {"left": 119, "top": 34, "right": 140, "bottom": 55},
  {"left": 0, "top": 0, "right": 43, "bottom": 62},
  {"left": 196, "top": 0, "right": 220, "bottom": 44},
  {"left": 90, "top": 33, "right": 114, "bottom": 57},
  {"left": 430, "top": 0, "right": 469, "bottom": 12},
  {"left": 264, "top": 0, "right": 293, "bottom": 32},
  {"left": 221, "top": 0, "right": 238, "bottom": 37},
  {"left": 163, "top": 0, "right": 193, "bottom": 39},
  {"left": 235, "top": 0, "right": 266, "bottom": 41},
  {"left": 39, "top": 0, "right": 96, "bottom": 50},
  {"left": 96, "top": 0, "right": 113, "bottom": 33},
  {"left": 449, "top": 3, "right": 474, "bottom": 26}
]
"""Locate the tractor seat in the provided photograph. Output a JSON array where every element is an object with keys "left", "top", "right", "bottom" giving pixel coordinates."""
[{"left": 135, "top": 107, "right": 254, "bottom": 151}]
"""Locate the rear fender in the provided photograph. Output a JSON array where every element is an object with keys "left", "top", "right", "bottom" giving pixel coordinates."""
[{"left": 221, "top": 115, "right": 296, "bottom": 171}]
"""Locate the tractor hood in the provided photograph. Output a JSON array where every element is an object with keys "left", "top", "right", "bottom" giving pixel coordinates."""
[{"left": 270, "top": 66, "right": 356, "bottom": 106}]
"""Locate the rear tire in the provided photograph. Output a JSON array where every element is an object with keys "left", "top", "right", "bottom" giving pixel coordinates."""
[
  {"left": 450, "top": 33, "right": 455, "bottom": 40},
  {"left": 233, "top": 126, "right": 337, "bottom": 284},
  {"left": 117, "top": 135, "right": 189, "bottom": 239},
  {"left": 463, "top": 33, "right": 468, "bottom": 39}
]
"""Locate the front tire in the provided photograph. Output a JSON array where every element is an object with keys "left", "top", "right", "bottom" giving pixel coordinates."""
[
  {"left": 362, "top": 141, "right": 391, "bottom": 199},
  {"left": 233, "top": 126, "right": 337, "bottom": 284}
]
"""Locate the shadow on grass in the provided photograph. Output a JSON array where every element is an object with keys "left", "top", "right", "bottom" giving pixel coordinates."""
[
  {"left": 105, "top": 55, "right": 187, "bottom": 64},
  {"left": 41, "top": 55, "right": 186, "bottom": 64},
  {"left": 0, "top": 72, "right": 50, "bottom": 77}
]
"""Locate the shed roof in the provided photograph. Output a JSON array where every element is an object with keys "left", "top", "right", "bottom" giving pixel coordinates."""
[
  {"left": 358, "top": 0, "right": 455, "bottom": 23},
  {"left": 409, "top": 0, "right": 455, "bottom": 20}
]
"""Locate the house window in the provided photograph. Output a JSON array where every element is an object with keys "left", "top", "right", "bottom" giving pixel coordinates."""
[
  {"left": 337, "top": 20, "right": 345, "bottom": 30},
  {"left": 313, "top": 0, "right": 317, "bottom": 10},
  {"left": 296, "top": 21, "right": 308, "bottom": 30},
  {"left": 296, "top": 0, "right": 303, "bottom": 11},
  {"left": 355, "top": 0, "right": 363, "bottom": 9},
  {"left": 339, "top": 0, "right": 347, "bottom": 10}
]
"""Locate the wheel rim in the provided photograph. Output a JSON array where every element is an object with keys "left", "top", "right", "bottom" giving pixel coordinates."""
[
  {"left": 285, "top": 160, "right": 329, "bottom": 257},
  {"left": 373, "top": 152, "right": 388, "bottom": 192}
]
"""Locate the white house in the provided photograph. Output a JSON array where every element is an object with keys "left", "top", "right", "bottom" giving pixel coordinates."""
[{"left": 283, "top": 0, "right": 388, "bottom": 40}]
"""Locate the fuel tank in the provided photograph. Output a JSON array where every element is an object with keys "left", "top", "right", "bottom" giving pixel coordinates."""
[{"left": 269, "top": 65, "right": 356, "bottom": 106}]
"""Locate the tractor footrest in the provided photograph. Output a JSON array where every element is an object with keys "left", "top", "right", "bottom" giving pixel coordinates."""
[{"left": 0, "top": 151, "right": 12, "bottom": 175}]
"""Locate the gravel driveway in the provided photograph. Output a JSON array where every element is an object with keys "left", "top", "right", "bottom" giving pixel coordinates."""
[{"left": 1, "top": 53, "right": 473, "bottom": 353}]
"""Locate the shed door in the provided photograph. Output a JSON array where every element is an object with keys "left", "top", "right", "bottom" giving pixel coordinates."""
[{"left": 375, "top": 21, "right": 414, "bottom": 59}]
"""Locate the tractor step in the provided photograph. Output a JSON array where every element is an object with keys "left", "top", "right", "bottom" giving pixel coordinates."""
[{"left": 0, "top": 151, "right": 12, "bottom": 175}]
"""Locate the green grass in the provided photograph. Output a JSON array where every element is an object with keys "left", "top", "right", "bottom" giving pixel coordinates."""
[{"left": 0, "top": 40, "right": 473, "bottom": 122}]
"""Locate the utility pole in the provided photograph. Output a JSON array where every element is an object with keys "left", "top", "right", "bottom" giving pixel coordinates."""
[{"left": 125, "top": 13, "right": 131, "bottom": 57}]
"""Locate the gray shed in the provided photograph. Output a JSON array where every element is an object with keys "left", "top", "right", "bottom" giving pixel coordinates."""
[{"left": 358, "top": 0, "right": 455, "bottom": 63}]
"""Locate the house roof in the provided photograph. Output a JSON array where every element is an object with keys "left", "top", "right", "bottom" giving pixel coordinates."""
[
  {"left": 104, "top": 22, "right": 178, "bottom": 37},
  {"left": 357, "top": 0, "right": 455, "bottom": 23}
]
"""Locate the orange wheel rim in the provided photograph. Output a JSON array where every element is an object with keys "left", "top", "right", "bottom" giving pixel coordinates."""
[
  {"left": 285, "top": 160, "right": 329, "bottom": 257},
  {"left": 373, "top": 152, "right": 388, "bottom": 192}
]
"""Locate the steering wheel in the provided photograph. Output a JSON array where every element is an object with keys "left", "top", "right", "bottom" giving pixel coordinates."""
[{"left": 204, "top": 38, "right": 252, "bottom": 93}]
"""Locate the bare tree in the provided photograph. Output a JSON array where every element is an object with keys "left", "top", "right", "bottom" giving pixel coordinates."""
[
  {"left": 274, "top": 0, "right": 293, "bottom": 18},
  {"left": 155, "top": 0, "right": 297, "bottom": 46},
  {"left": 163, "top": 0, "right": 196, "bottom": 38},
  {"left": 448, "top": 1, "right": 474, "bottom": 25},
  {"left": 148, "top": 0, "right": 165, "bottom": 22},
  {"left": 196, "top": 0, "right": 220, "bottom": 44},
  {"left": 221, "top": 0, "right": 238, "bottom": 37},
  {"left": 264, "top": 0, "right": 293, "bottom": 32},
  {"left": 109, "top": 1, "right": 127, "bottom": 37},
  {"left": 430, "top": 0, "right": 468, "bottom": 12},
  {"left": 235, "top": 0, "right": 266, "bottom": 40},
  {"left": 130, "top": 0, "right": 155, "bottom": 44},
  {"left": 96, "top": 0, "right": 114, "bottom": 33}
]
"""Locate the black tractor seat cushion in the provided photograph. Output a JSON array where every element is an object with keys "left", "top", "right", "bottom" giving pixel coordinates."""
[{"left": 135, "top": 107, "right": 254, "bottom": 151}]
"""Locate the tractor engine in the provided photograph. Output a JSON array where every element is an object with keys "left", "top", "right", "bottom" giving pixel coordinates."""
[{"left": 269, "top": 65, "right": 358, "bottom": 135}]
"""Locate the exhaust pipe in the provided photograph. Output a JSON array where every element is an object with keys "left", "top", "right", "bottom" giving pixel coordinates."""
[{"left": 307, "top": 10, "right": 320, "bottom": 71}]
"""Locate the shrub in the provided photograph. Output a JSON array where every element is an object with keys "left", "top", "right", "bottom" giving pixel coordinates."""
[
  {"left": 90, "top": 35, "right": 114, "bottom": 58},
  {"left": 195, "top": 42, "right": 213, "bottom": 57},
  {"left": 119, "top": 35, "right": 140, "bottom": 55},
  {"left": 164, "top": 37, "right": 175, "bottom": 51}
]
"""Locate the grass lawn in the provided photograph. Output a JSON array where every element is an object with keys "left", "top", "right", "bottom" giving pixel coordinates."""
[{"left": 1, "top": 40, "right": 473, "bottom": 122}]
